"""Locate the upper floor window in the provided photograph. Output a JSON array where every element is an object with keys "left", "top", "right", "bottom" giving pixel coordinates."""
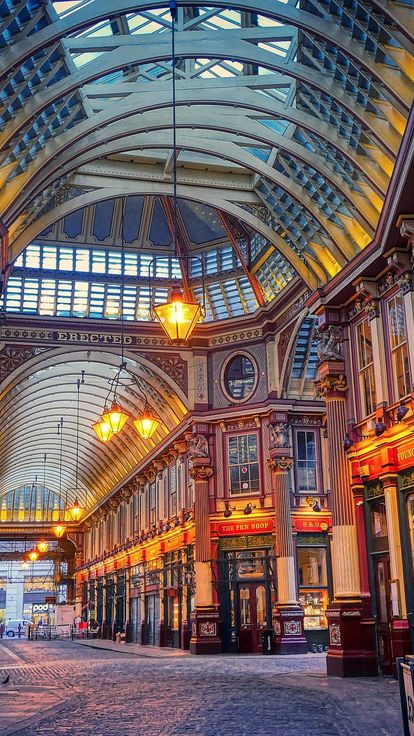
[
  {"left": 296, "top": 430, "right": 317, "bottom": 492},
  {"left": 149, "top": 482, "right": 157, "bottom": 525},
  {"left": 169, "top": 465, "right": 177, "bottom": 517},
  {"left": 387, "top": 294, "right": 410, "bottom": 399},
  {"left": 356, "top": 319, "right": 376, "bottom": 416},
  {"left": 228, "top": 433, "right": 259, "bottom": 495}
]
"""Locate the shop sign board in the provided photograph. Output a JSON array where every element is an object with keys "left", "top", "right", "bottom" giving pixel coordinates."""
[
  {"left": 293, "top": 518, "right": 329, "bottom": 532},
  {"left": 215, "top": 519, "right": 273, "bottom": 536}
]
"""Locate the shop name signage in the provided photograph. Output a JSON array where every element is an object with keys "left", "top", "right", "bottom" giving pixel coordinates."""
[
  {"left": 397, "top": 445, "right": 414, "bottom": 465},
  {"left": 294, "top": 518, "right": 329, "bottom": 532},
  {"left": 216, "top": 519, "right": 273, "bottom": 536}
]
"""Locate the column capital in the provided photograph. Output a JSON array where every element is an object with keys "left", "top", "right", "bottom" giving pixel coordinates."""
[
  {"left": 190, "top": 458, "right": 213, "bottom": 481},
  {"left": 268, "top": 455, "right": 293, "bottom": 472},
  {"left": 315, "top": 372, "right": 347, "bottom": 399}
]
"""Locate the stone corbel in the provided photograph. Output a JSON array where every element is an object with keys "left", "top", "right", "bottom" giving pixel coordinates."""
[
  {"left": 268, "top": 456, "right": 294, "bottom": 472},
  {"left": 315, "top": 373, "right": 347, "bottom": 399},
  {"left": 173, "top": 439, "right": 188, "bottom": 459},
  {"left": 189, "top": 457, "right": 213, "bottom": 482}
]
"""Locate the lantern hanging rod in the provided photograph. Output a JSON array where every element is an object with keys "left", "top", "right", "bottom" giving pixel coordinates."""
[{"left": 147, "top": 253, "right": 206, "bottom": 315}]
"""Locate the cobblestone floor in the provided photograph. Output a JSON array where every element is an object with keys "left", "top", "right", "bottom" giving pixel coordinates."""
[{"left": 0, "top": 641, "right": 402, "bottom": 736}]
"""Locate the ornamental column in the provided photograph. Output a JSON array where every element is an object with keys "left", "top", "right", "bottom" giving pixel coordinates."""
[
  {"left": 188, "top": 434, "right": 221, "bottom": 654},
  {"left": 316, "top": 357, "right": 377, "bottom": 676},
  {"left": 269, "top": 451, "right": 308, "bottom": 654}
]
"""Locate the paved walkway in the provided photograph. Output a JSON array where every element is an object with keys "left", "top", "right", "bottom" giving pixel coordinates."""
[
  {"left": 74, "top": 638, "right": 190, "bottom": 657},
  {"left": 0, "top": 640, "right": 403, "bottom": 736}
]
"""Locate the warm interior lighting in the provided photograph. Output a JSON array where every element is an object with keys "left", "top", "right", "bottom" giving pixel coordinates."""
[
  {"left": 133, "top": 407, "right": 160, "bottom": 440},
  {"left": 92, "top": 417, "right": 113, "bottom": 443},
  {"left": 153, "top": 286, "right": 202, "bottom": 342},
  {"left": 68, "top": 497, "right": 85, "bottom": 521},
  {"left": 36, "top": 540, "right": 49, "bottom": 553},
  {"left": 27, "top": 549, "right": 39, "bottom": 562},
  {"left": 102, "top": 401, "right": 130, "bottom": 434},
  {"left": 52, "top": 523, "right": 66, "bottom": 538}
]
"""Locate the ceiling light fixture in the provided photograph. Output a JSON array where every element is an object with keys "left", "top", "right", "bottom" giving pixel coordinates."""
[
  {"left": 67, "top": 374, "right": 85, "bottom": 522},
  {"left": 52, "top": 418, "right": 67, "bottom": 539},
  {"left": 150, "top": 1, "right": 205, "bottom": 343}
]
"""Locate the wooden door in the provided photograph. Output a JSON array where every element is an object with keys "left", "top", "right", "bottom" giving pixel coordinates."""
[
  {"left": 373, "top": 556, "right": 393, "bottom": 675},
  {"left": 238, "top": 583, "right": 268, "bottom": 653}
]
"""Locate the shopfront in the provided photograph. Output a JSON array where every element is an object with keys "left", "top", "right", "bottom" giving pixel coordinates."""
[
  {"left": 143, "top": 559, "right": 162, "bottom": 646},
  {"left": 215, "top": 519, "right": 276, "bottom": 654},
  {"left": 294, "top": 518, "right": 331, "bottom": 651},
  {"left": 129, "top": 564, "right": 143, "bottom": 643},
  {"left": 399, "top": 469, "right": 414, "bottom": 653},
  {"left": 363, "top": 481, "right": 393, "bottom": 674},
  {"left": 163, "top": 546, "right": 194, "bottom": 649}
]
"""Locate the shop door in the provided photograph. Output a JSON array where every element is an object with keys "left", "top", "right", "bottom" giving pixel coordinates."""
[
  {"left": 144, "top": 594, "right": 160, "bottom": 646},
  {"left": 129, "top": 598, "right": 141, "bottom": 643},
  {"left": 374, "top": 556, "right": 393, "bottom": 675},
  {"left": 238, "top": 584, "right": 268, "bottom": 653}
]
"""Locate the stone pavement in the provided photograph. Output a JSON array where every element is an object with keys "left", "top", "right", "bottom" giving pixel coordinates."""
[{"left": 0, "top": 640, "right": 403, "bottom": 736}]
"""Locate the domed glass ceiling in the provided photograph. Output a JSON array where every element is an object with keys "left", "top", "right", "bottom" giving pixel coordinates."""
[{"left": 0, "top": 0, "right": 413, "bottom": 314}]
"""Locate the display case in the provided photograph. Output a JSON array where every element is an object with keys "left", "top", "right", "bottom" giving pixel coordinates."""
[{"left": 299, "top": 589, "right": 328, "bottom": 630}]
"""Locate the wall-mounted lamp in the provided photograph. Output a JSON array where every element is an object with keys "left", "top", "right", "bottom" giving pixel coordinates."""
[
  {"left": 243, "top": 503, "right": 256, "bottom": 515},
  {"left": 396, "top": 402, "right": 409, "bottom": 422},
  {"left": 374, "top": 418, "right": 387, "bottom": 437},
  {"left": 223, "top": 502, "right": 236, "bottom": 518},
  {"left": 343, "top": 433, "right": 353, "bottom": 451}
]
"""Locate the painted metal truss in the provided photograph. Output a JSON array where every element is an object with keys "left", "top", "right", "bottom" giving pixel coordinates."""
[{"left": 0, "top": 0, "right": 413, "bottom": 290}]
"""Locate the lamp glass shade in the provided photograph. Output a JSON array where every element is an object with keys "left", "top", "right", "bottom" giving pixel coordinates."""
[
  {"left": 102, "top": 401, "right": 130, "bottom": 434},
  {"left": 133, "top": 409, "right": 160, "bottom": 440},
  {"left": 52, "top": 523, "right": 66, "bottom": 538},
  {"left": 153, "top": 287, "right": 202, "bottom": 342},
  {"left": 68, "top": 498, "right": 85, "bottom": 521},
  {"left": 28, "top": 549, "right": 39, "bottom": 562},
  {"left": 37, "top": 541, "right": 49, "bottom": 553},
  {"left": 92, "top": 418, "right": 113, "bottom": 443}
]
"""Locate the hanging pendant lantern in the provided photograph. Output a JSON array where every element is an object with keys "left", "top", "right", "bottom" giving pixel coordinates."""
[
  {"left": 153, "top": 285, "right": 203, "bottom": 342},
  {"left": 133, "top": 406, "right": 160, "bottom": 440},
  {"left": 27, "top": 549, "right": 39, "bottom": 562},
  {"left": 102, "top": 401, "right": 130, "bottom": 434},
  {"left": 37, "top": 540, "right": 49, "bottom": 553},
  {"left": 67, "top": 497, "right": 85, "bottom": 522},
  {"left": 52, "top": 522, "right": 66, "bottom": 538},
  {"left": 92, "top": 417, "right": 113, "bottom": 443}
]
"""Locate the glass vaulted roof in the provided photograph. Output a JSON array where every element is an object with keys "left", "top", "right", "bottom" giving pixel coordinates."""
[{"left": 0, "top": 0, "right": 413, "bottom": 312}]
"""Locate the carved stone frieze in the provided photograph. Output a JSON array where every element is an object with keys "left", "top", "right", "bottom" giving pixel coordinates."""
[
  {"left": 378, "top": 271, "right": 396, "bottom": 295},
  {"left": 365, "top": 298, "right": 380, "bottom": 321}
]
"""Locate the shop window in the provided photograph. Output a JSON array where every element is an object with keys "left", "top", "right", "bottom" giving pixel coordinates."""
[
  {"left": 406, "top": 494, "right": 414, "bottom": 578},
  {"left": 370, "top": 500, "right": 388, "bottom": 539},
  {"left": 387, "top": 294, "right": 410, "bottom": 399},
  {"left": 222, "top": 353, "right": 257, "bottom": 402},
  {"left": 297, "top": 547, "right": 328, "bottom": 630},
  {"left": 256, "top": 586, "right": 266, "bottom": 627},
  {"left": 228, "top": 433, "right": 259, "bottom": 495},
  {"left": 296, "top": 430, "right": 317, "bottom": 492},
  {"left": 356, "top": 319, "right": 376, "bottom": 416}
]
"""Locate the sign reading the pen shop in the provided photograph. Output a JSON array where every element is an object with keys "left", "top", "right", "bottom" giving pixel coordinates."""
[{"left": 216, "top": 519, "right": 273, "bottom": 536}]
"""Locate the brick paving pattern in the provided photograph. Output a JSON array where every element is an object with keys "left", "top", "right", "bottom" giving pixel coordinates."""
[{"left": 0, "top": 641, "right": 402, "bottom": 736}]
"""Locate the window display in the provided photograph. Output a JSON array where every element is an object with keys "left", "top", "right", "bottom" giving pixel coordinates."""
[
  {"left": 297, "top": 546, "right": 328, "bottom": 630},
  {"left": 299, "top": 590, "right": 328, "bottom": 630}
]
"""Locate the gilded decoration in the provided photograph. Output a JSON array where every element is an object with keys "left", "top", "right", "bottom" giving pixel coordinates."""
[
  {"left": 0, "top": 343, "right": 49, "bottom": 381},
  {"left": 366, "top": 482, "right": 384, "bottom": 499},
  {"left": 268, "top": 456, "right": 294, "bottom": 471},
  {"left": 315, "top": 374, "right": 347, "bottom": 398},
  {"left": 401, "top": 471, "right": 414, "bottom": 490}
]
